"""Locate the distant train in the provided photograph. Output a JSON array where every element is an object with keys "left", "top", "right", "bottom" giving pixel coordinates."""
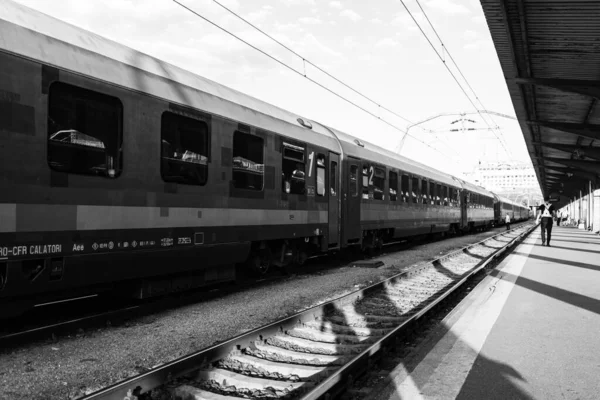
[{"left": 0, "top": 1, "right": 529, "bottom": 316}]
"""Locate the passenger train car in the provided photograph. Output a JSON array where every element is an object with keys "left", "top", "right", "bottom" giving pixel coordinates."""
[
  {"left": 493, "top": 195, "right": 530, "bottom": 225},
  {"left": 0, "top": 1, "right": 526, "bottom": 316}
]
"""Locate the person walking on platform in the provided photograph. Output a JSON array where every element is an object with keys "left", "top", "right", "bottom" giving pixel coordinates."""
[
  {"left": 536, "top": 199, "right": 555, "bottom": 246},
  {"left": 556, "top": 210, "right": 561, "bottom": 226},
  {"left": 505, "top": 213, "right": 511, "bottom": 230}
]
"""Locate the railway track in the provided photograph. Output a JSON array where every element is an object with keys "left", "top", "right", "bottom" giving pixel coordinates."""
[
  {"left": 80, "top": 222, "right": 535, "bottom": 400},
  {"left": 2, "top": 224, "right": 528, "bottom": 346}
]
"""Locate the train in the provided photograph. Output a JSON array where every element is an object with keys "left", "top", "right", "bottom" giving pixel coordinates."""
[
  {"left": 0, "top": 0, "right": 529, "bottom": 316},
  {"left": 494, "top": 194, "right": 532, "bottom": 225}
]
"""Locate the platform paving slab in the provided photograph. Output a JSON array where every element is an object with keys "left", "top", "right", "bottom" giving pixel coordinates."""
[{"left": 373, "top": 226, "right": 600, "bottom": 400}]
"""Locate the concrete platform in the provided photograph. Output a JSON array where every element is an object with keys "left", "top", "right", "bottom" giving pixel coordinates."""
[{"left": 372, "top": 226, "right": 600, "bottom": 400}]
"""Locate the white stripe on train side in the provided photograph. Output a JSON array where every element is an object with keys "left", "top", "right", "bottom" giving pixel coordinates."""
[{"left": 0, "top": 204, "right": 328, "bottom": 232}]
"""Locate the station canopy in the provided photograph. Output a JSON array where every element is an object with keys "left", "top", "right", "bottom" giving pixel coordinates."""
[{"left": 481, "top": 0, "right": 600, "bottom": 207}]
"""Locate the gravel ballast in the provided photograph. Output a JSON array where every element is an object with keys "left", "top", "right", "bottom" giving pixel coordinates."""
[{"left": 0, "top": 227, "right": 517, "bottom": 400}]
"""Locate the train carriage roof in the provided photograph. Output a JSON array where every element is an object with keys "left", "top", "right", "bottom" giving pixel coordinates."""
[
  {"left": 318, "top": 124, "right": 460, "bottom": 187},
  {"left": 453, "top": 178, "right": 495, "bottom": 198},
  {"left": 494, "top": 194, "right": 526, "bottom": 209},
  {"left": 0, "top": 0, "right": 342, "bottom": 151}
]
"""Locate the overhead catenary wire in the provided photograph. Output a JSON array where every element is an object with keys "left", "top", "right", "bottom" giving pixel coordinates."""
[
  {"left": 210, "top": 0, "right": 462, "bottom": 158},
  {"left": 398, "top": 0, "right": 510, "bottom": 156},
  {"left": 414, "top": 0, "right": 508, "bottom": 150},
  {"left": 212, "top": 0, "right": 414, "bottom": 126},
  {"left": 172, "top": 0, "right": 460, "bottom": 161}
]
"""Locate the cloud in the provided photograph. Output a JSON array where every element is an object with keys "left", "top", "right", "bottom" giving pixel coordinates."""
[
  {"left": 274, "top": 22, "right": 304, "bottom": 34},
  {"left": 343, "top": 36, "right": 358, "bottom": 49},
  {"left": 282, "top": 0, "right": 316, "bottom": 5},
  {"left": 329, "top": 1, "right": 342, "bottom": 9},
  {"left": 463, "top": 40, "right": 488, "bottom": 51},
  {"left": 425, "top": 0, "right": 470, "bottom": 14},
  {"left": 301, "top": 33, "right": 343, "bottom": 58},
  {"left": 247, "top": 8, "right": 272, "bottom": 23},
  {"left": 469, "top": 0, "right": 482, "bottom": 10},
  {"left": 463, "top": 29, "right": 478, "bottom": 41},
  {"left": 340, "top": 9, "right": 362, "bottom": 22},
  {"left": 392, "top": 11, "right": 425, "bottom": 27},
  {"left": 472, "top": 15, "right": 486, "bottom": 24},
  {"left": 299, "top": 17, "right": 322, "bottom": 25},
  {"left": 370, "top": 17, "right": 383, "bottom": 24},
  {"left": 375, "top": 38, "right": 398, "bottom": 47}
]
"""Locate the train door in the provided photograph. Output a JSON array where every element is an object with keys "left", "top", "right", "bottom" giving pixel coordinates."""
[
  {"left": 328, "top": 152, "right": 340, "bottom": 248},
  {"left": 461, "top": 190, "right": 468, "bottom": 228},
  {"left": 343, "top": 157, "right": 361, "bottom": 244}
]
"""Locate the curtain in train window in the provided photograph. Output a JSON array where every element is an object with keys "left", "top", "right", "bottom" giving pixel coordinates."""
[
  {"left": 444, "top": 186, "right": 449, "bottom": 206},
  {"left": 412, "top": 177, "right": 419, "bottom": 203},
  {"left": 350, "top": 165, "right": 358, "bottom": 196},
  {"left": 401, "top": 174, "right": 409, "bottom": 203},
  {"left": 48, "top": 82, "right": 123, "bottom": 178},
  {"left": 330, "top": 161, "right": 338, "bottom": 196},
  {"left": 282, "top": 142, "right": 306, "bottom": 195},
  {"left": 160, "top": 111, "right": 209, "bottom": 185},
  {"left": 232, "top": 132, "right": 264, "bottom": 190},
  {"left": 389, "top": 171, "right": 398, "bottom": 201},
  {"left": 421, "top": 179, "right": 428, "bottom": 204},
  {"left": 316, "top": 154, "right": 326, "bottom": 196},
  {"left": 373, "top": 167, "right": 385, "bottom": 200}
]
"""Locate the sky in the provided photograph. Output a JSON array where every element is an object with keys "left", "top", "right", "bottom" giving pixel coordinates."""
[{"left": 13, "top": 0, "right": 533, "bottom": 179}]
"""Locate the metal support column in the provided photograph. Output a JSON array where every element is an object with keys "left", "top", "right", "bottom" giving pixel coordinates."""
[{"left": 590, "top": 181, "right": 594, "bottom": 231}]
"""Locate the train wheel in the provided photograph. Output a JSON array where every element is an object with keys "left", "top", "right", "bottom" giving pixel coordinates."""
[{"left": 248, "top": 248, "right": 272, "bottom": 276}]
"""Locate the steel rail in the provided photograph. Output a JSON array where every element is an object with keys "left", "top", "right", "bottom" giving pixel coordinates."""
[
  {"left": 79, "top": 223, "right": 535, "bottom": 400},
  {"left": 302, "top": 223, "right": 536, "bottom": 399}
]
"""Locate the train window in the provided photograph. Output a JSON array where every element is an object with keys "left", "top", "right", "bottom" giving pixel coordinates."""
[
  {"left": 316, "top": 154, "right": 326, "bottom": 196},
  {"left": 412, "top": 177, "right": 419, "bottom": 203},
  {"left": 282, "top": 142, "right": 305, "bottom": 195},
  {"left": 350, "top": 165, "right": 358, "bottom": 196},
  {"left": 421, "top": 179, "right": 428, "bottom": 204},
  {"left": 362, "top": 165, "right": 369, "bottom": 199},
  {"left": 330, "top": 161, "right": 337, "bottom": 196},
  {"left": 443, "top": 186, "right": 449, "bottom": 206},
  {"left": 233, "top": 132, "right": 264, "bottom": 191},
  {"left": 160, "top": 112, "right": 209, "bottom": 185},
  {"left": 389, "top": 171, "right": 398, "bottom": 202},
  {"left": 401, "top": 174, "right": 409, "bottom": 203},
  {"left": 373, "top": 167, "right": 385, "bottom": 200},
  {"left": 48, "top": 82, "right": 123, "bottom": 178},
  {"left": 435, "top": 184, "right": 441, "bottom": 205}
]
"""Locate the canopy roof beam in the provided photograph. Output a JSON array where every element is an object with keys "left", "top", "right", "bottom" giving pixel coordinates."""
[{"left": 515, "top": 78, "right": 600, "bottom": 99}]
